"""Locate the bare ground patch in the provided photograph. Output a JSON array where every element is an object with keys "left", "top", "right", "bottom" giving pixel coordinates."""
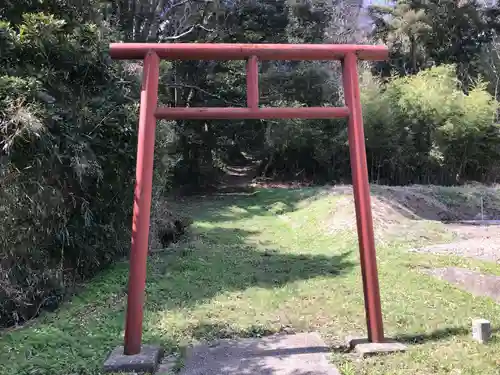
[
  {"left": 407, "top": 219, "right": 500, "bottom": 263},
  {"left": 423, "top": 267, "right": 500, "bottom": 302},
  {"left": 325, "top": 185, "right": 461, "bottom": 243},
  {"left": 409, "top": 235, "right": 500, "bottom": 262},
  {"left": 325, "top": 184, "right": 500, "bottom": 247},
  {"left": 324, "top": 193, "right": 444, "bottom": 243}
]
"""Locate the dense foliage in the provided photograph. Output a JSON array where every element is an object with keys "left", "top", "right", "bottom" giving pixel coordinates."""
[
  {"left": 362, "top": 66, "right": 500, "bottom": 184},
  {"left": 0, "top": 7, "right": 140, "bottom": 326},
  {"left": 1, "top": 0, "right": 500, "bottom": 326}
]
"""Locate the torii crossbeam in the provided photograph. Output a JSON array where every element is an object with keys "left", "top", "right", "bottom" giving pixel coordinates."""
[{"left": 108, "top": 42, "right": 389, "bottom": 357}]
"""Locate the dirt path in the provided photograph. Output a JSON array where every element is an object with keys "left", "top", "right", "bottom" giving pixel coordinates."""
[
  {"left": 410, "top": 223, "right": 500, "bottom": 262},
  {"left": 217, "top": 163, "right": 259, "bottom": 193}
]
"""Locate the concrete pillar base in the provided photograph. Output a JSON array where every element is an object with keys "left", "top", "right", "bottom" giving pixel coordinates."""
[
  {"left": 346, "top": 336, "right": 407, "bottom": 358},
  {"left": 103, "top": 345, "right": 163, "bottom": 373}
]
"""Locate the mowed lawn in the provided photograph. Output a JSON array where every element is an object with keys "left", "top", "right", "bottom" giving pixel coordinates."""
[{"left": 2, "top": 188, "right": 500, "bottom": 375}]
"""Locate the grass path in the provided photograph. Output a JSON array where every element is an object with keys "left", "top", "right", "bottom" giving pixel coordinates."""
[{"left": 2, "top": 188, "right": 500, "bottom": 374}]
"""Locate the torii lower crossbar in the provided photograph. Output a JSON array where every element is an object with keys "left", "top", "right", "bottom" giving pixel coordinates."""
[{"left": 109, "top": 43, "right": 388, "bottom": 356}]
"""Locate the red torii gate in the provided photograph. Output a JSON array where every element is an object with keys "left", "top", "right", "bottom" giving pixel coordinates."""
[{"left": 109, "top": 43, "right": 389, "bottom": 356}]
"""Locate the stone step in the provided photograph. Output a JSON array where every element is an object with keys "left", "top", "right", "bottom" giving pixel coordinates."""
[{"left": 176, "top": 332, "right": 339, "bottom": 375}]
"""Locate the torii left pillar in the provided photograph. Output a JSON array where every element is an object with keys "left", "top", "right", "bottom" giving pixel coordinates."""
[{"left": 103, "top": 51, "right": 164, "bottom": 374}]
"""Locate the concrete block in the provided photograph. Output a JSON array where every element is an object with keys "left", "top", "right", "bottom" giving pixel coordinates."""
[
  {"left": 103, "top": 345, "right": 163, "bottom": 373},
  {"left": 179, "top": 332, "right": 340, "bottom": 375},
  {"left": 472, "top": 319, "right": 491, "bottom": 344},
  {"left": 346, "top": 336, "right": 407, "bottom": 358}
]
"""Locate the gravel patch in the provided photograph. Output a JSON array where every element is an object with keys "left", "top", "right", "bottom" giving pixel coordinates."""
[
  {"left": 423, "top": 267, "right": 500, "bottom": 302},
  {"left": 409, "top": 238, "right": 500, "bottom": 262}
]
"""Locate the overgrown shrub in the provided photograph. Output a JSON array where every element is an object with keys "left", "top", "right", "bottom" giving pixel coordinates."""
[
  {"left": 0, "top": 13, "right": 140, "bottom": 327},
  {"left": 361, "top": 65, "right": 500, "bottom": 185}
]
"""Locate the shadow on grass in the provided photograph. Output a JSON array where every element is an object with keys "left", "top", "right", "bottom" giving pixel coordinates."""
[
  {"left": 395, "top": 325, "right": 500, "bottom": 344},
  {"left": 0, "top": 225, "right": 352, "bottom": 375},
  {"left": 176, "top": 187, "right": 326, "bottom": 224},
  {"left": 145, "top": 226, "right": 354, "bottom": 313},
  {"left": 0, "top": 188, "right": 354, "bottom": 375},
  {"left": 395, "top": 327, "right": 471, "bottom": 344}
]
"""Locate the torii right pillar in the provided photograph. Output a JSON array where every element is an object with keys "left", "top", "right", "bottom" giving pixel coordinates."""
[{"left": 342, "top": 52, "right": 407, "bottom": 356}]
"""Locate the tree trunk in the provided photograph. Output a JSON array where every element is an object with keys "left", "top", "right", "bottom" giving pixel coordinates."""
[{"left": 410, "top": 35, "right": 417, "bottom": 74}]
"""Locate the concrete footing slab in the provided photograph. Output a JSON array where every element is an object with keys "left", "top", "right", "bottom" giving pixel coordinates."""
[
  {"left": 346, "top": 336, "right": 407, "bottom": 357},
  {"left": 103, "top": 345, "right": 163, "bottom": 373},
  {"left": 179, "top": 332, "right": 340, "bottom": 375}
]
